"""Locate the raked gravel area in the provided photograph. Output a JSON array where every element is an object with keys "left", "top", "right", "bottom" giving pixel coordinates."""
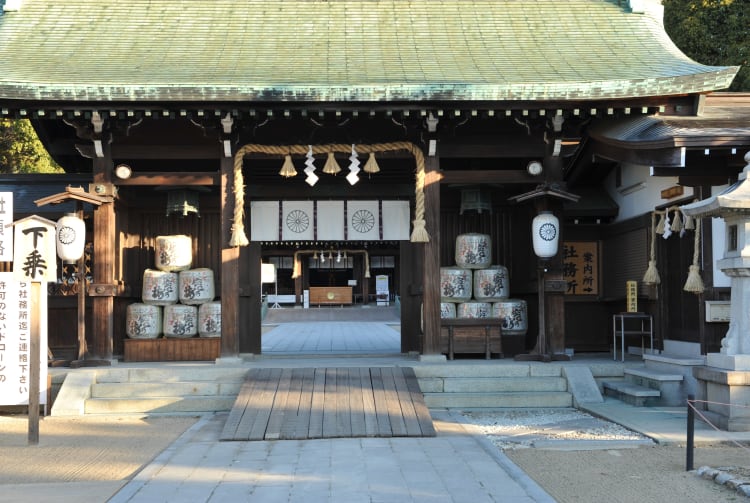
[{"left": 456, "top": 408, "right": 750, "bottom": 502}]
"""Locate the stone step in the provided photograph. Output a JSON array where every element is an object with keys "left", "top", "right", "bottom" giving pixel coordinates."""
[
  {"left": 94, "top": 367, "right": 249, "bottom": 384},
  {"left": 624, "top": 367, "right": 683, "bottom": 382},
  {"left": 420, "top": 376, "right": 567, "bottom": 394},
  {"left": 90, "top": 381, "right": 242, "bottom": 399},
  {"left": 423, "top": 391, "right": 573, "bottom": 409},
  {"left": 84, "top": 396, "right": 237, "bottom": 414},
  {"left": 602, "top": 380, "right": 660, "bottom": 407}
]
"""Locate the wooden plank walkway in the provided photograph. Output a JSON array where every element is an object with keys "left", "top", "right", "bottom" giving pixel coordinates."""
[{"left": 220, "top": 367, "right": 436, "bottom": 441}]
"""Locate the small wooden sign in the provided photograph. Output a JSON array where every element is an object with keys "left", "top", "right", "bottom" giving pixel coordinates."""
[
  {"left": 626, "top": 281, "right": 638, "bottom": 312},
  {"left": 562, "top": 241, "right": 599, "bottom": 295}
]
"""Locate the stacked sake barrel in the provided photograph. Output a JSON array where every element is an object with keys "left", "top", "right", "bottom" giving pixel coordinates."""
[
  {"left": 126, "top": 235, "right": 221, "bottom": 339},
  {"left": 440, "top": 233, "right": 527, "bottom": 336}
]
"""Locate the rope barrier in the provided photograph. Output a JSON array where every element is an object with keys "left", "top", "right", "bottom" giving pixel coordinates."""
[{"left": 229, "top": 142, "right": 430, "bottom": 247}]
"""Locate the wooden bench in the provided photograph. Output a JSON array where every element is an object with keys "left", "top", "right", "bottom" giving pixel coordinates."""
[{"left": 440, "top": 318, "right": 504, "bottom": 360}]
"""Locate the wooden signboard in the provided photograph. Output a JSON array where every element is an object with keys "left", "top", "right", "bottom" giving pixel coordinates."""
[{"left": 562, "top": 241, "right": 599, "bottom": 295}]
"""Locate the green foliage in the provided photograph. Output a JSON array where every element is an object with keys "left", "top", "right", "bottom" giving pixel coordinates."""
[
  {"left": 0, "top": 119, "right": 63, "bottom": 173},
  {"left": 663, "top": 0, "right": 749, "bottom": 91}
]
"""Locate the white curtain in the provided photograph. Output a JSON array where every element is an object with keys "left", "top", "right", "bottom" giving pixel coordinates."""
[
  {"left": 317, "top": 201, "right": 345, "bottom": 241},
  {"left": 381, "top": 200, "right": 410, "bottom": 240},
  {"left": 282, "top": 201, "right": 314, "bottom": 241},
  {"left": 250, "top": 201, "right": 280, "bottom": 241},
  {"left": 347, "top": 200, "right": 380, "bottom": 241}
]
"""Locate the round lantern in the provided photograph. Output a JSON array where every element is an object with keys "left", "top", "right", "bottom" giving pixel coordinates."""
[
  {"left": 531, "top": 211, "right": 559, "bottom": 258},
  {"left": 55, "top": 213, "right": 86, "bottom": 264}
]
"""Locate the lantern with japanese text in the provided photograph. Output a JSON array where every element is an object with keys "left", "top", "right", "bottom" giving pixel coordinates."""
[
  {"left": 55, "top": 213, "right": 86, "bottom": 264},
  {"left": 531, "top": 211, "right": 559, "bottom": 259}
]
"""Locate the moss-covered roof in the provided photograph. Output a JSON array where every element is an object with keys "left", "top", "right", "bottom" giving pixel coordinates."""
[{"left": 0, "top": 0, "right": 739, "bottom": 104}]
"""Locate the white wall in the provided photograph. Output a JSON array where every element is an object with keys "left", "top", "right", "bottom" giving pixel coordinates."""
[{"left": 604, "top": 163, "right": 694, "bottom": 223}]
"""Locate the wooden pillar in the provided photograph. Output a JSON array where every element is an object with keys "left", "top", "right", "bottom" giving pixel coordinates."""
[
  {"left": 422, "top": 148, "right": 441, "bottom": 354},
  {"left": 89, "top": 135, "right": 115, "bottom": 361},
  {"left": 542, "top": 157, "right": 566, "bottom": 355},
  {"left": 220, "top": 154, "right": 240, "bottom": 358},
  {"left": 243, "top": 241, "right": 262, "bottom": 354},
  {"left": 362, "top": 254, "right": 370, "bottom": 305},
  {"left": 400, "top": 241, "right": 423, "bottom": 353}
]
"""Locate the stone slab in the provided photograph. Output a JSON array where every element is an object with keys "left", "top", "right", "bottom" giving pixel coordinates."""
[
  {"left": 707, "top": 353, "right": 750, "bottom": 371},
  {"left": 562, "top": 365, "right": 604, "bottom": 406}
]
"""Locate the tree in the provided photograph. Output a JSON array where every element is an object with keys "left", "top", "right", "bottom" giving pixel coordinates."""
[
  {"left": 663, "top": 0, "right": 749, "bottom": 91},
  {"left": 0, "top": 118, "right": 63, "bottom": 173}
]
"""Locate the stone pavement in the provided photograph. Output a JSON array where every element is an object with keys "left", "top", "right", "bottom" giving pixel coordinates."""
[{"left": 109, "top": 411, "right": 555, "bottom": 503}]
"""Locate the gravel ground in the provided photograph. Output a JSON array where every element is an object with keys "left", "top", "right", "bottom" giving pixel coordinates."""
[{"left": 458, "top": 408, "right": 750, "bottom": 502}]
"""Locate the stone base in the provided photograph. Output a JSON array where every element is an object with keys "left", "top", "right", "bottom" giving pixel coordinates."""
[
  {"left": 707, "top": 353, "right": 750, "bottom": 371},
  {"left": 693, "top": 366, "right": 750, "bottom": 431}
]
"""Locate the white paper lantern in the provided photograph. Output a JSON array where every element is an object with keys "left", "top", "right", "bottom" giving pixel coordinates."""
[
  {"left": 532, "top": 211, "right": 559, "bottom": 258},
  {"left": 55, "top": 213, "right": 86, "bottom": 263}
]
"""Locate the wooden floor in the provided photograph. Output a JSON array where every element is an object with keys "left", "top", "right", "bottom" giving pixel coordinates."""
[{"left": 220, "top": 367, "right": 436, "bottom": 441}]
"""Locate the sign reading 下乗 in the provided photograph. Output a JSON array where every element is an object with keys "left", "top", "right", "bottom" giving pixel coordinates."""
[
  {"left": 0, "top": 273, "right": 48, "bottom": 406},
  {"left": 562, "top": 241, "right": 599, "bottom": 295},
  {"left": 11, "top": 215, "right": 56, "bottom": 283}
]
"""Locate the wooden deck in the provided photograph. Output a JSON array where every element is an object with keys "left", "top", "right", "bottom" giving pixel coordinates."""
[{"left": 220, "top": 367, "right": 436, "bottom": 441}]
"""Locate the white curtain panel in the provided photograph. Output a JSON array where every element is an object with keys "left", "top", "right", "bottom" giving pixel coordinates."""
[
  {"left": 347, "top": 200, "right": 380, "bottom": 241},
  {"left": 381, "top": 200, "right": 410, "bottom": 240},
  {"left": 316, "top": 200, "right": 345, "bottom": 241},
  {"left": 250, "top": 200, "right": 280, "bottom": 241},
  {"left": 282, "top": 201, "right": 315, "bottom": 241}
]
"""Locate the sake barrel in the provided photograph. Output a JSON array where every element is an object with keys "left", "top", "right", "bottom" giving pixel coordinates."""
[
  {"left": 179, "top": 268, "right": 215, "bottom": 305},
  {"left": 125, "top": 303, "right": 162, "bottom": 339},
  {"left": 155, "top": 235, "right": 193, "bottom": 272},
  {"left": 440, "top": 302, "right": 457, "bottom": 319},
  {"left": 440, "top": 267, "right": 472, "bottom": 303},
  {"left": 457, "top": 302, "right": 492, "bottom": 319},
  {"left": 473, "top": 265, "right": 510, "bottom": 301},
  {"left": 492, "top": 299, "right": 528, "bottom": 336},
  {"left": 455, "top": 233, "right": 491, "bottom": 269},
  {"left": 142, "top": 269, "right": 178, "bottom": 305},
  {"left": 198, "top": 301, "right": 222, "bottom": 338},
  {"left": 163, "top": 304, "right": 198, "bottom": 338}
]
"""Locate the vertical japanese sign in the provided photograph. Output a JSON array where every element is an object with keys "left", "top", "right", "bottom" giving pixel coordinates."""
[
  {"left": 0, "top": 192, "right": 13, "bottom": 262},
  {"left": 562, "top": 241, "right": 599, "bottom": 295},
  {"left": 0, "top": 273, "right": 47, "bottom": 406},
  {"left": 12, "top": 216, "right": 56, "bottom": 283}
]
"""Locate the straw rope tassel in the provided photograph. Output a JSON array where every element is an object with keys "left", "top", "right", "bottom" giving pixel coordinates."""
[
  {"left": 642, "top": 212, "right": 661, "bottom": 285},
  {"left": 229, "top": 146, "right": 250, "bottom": 247},
  {"left": 291, "top": 252, "right": 301, "bottom": 279},
  {"left": 683, "top": 217, "right": 704, "bottom": 293},
  {"left": 671, "top": 208, "right": 682, "bottom": 233},
  {"left": 655, "top": 211, "right": 665, "bottom": 234}
]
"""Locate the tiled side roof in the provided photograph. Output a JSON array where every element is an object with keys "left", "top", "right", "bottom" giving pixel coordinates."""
[{"left": 0, "top": 0, "right": 739, "bottom": 103}]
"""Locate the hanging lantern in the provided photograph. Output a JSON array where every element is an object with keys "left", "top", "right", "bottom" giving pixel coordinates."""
[
  {"left": 532, "top": 211, "right": 559, "bottom": 258},
  {"left": 165, "top": 189, "right": 201, "bottom": 217},
  {"left": 55, "top": 213, "right": 86, "bottom": 264}
]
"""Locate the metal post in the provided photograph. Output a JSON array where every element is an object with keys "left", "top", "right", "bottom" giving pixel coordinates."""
[{"left": 686, "top": 394, "right": 695, "bottom": 471}]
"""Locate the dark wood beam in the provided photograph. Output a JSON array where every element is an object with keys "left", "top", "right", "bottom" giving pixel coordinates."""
[
  {"left": 114, "top": 172, "right": 219, "bottom": 186},
  {"left": 440, "top": 169, "right": 540, "bottom": 185},
  {"left": 110, "top": 144, "right": 221, "bottom": 159}
]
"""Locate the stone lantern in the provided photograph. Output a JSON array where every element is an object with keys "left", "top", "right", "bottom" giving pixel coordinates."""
[{"left": 681, "top": 151, "right": 750, "bottom": 430}]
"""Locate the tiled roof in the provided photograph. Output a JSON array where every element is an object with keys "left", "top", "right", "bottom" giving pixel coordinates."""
[
  {"left": 0, "top": 0, "right": 739, "bottom": 104},
  {"left": 589, "top": 93, "right": 750, "bottom": 148}
]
